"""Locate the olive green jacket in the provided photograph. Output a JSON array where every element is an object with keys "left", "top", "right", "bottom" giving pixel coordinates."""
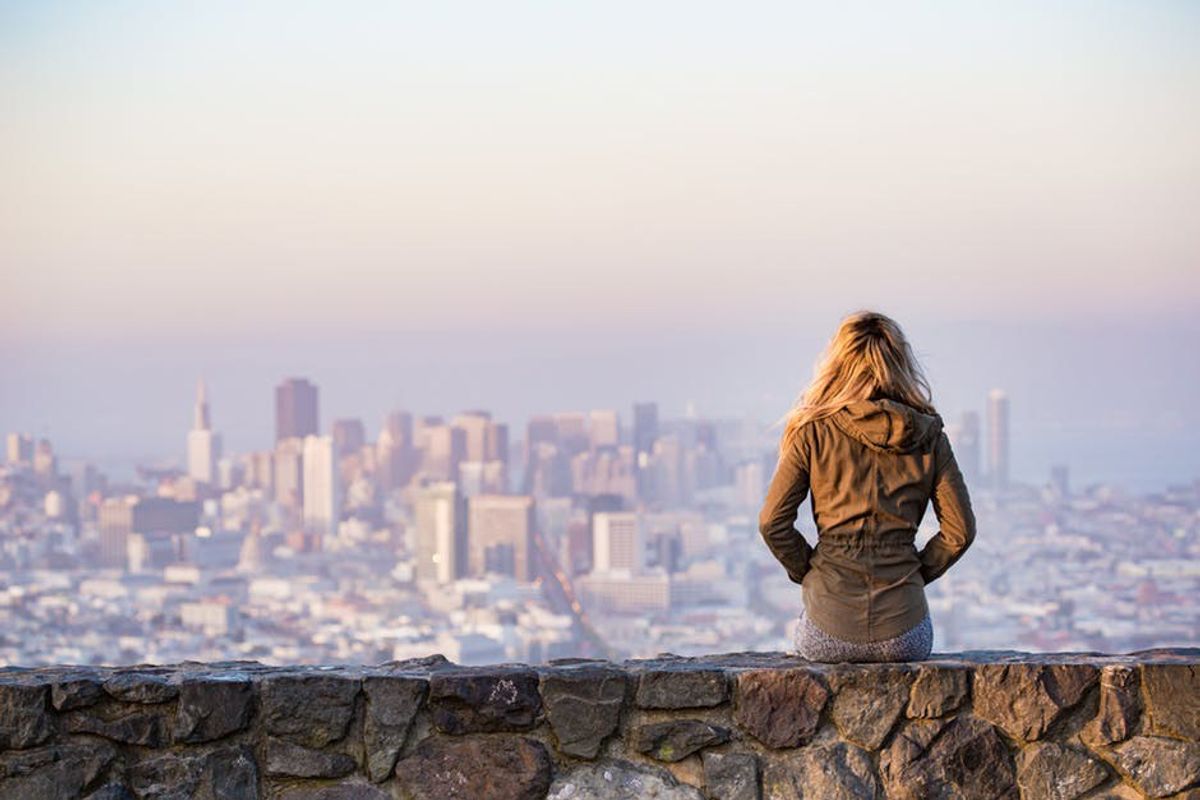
[{"left": 759, "top": 398, "right": 976, "bottom": 643}]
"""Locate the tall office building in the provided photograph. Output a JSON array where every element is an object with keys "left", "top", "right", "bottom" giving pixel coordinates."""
[
  {"left": 273, "top": 437, "right": 305, "bottom": 508},
  {"left": 553, "top": 412, "right": 589, "bottom": 457},
  {"left": 187, "top": 380, "right": 222, "bottom": 485},
  {"left": 5, "top": 433, "right": 33, "bottom": 465},
  {"left": 98, "top": 496, "right": 199, "bottom": 570},
  {"left": 424, "top": 425, "right": 467, "bottom": 481},
  {"left": 378, "top": 411, "right": 419, "bottom": 491},
  {"left": 330, "top": 418, "right": 366, "bottom": 458},
  {"left": 414, "top": 482, "right": 467, "bottom": 584},
  {"left": 593, "top": 511, "right": 643, "bottom": 574},
  {"left": 633, "top": 402, "right": 659, "bottom": 458},
  {"left": 452, "top": 411, "right": 492, "bottom": 463},
  {"left": 633, "top": 402, "right": 659, "bottom": 501},
  {"left": 945, "top": 411, "right": 981, "bottom": 485},
  {"left": 275, "top": 378, "right": 319, "bottom": 443},
  {"left": 302, "top": 435, "right": 340, "bottom": 536},
  {"left": 987, "top": 389, "right": 1010, "bottom": 491},
  {"left": 467, "top": 494, "right": 536, "bottom": 581},
  {"left": 589, "top": 410, "right": 620, "bottom": 449}
]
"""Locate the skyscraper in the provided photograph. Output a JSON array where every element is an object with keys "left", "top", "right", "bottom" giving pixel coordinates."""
[
  {"left": 5, "top": 433, "right": 32, "bottom": 465},
  {"left": 302, "top": 435, "right": 340, "bottom": 536},
  {"left": 633, "top": 402, "right": 659, "bottom": 502},
  {"left": 275, "top": 378, "right": 319, "bottom": 443},
  {"left": 589, "top": 410, "right": 620, "bottom": 449},
  {"left": 946, "top": 411, "right": 981, "bottom": 485},
  {"left": 633, "top": 402, "right": 659, "bottom": 458},
  {"left": 987, "top": 389, "right": 1010, "bottom": 491},
  {"left": 414, "top": 482, "right": 466, "bottom": 585},
  {"left": 467, "top": 494, "right": 535, "bottom": 581},
  {"left": 187, "top": 379, "right": 222, "bottom": 485},
  {"left": 330, "top": 418, "right": 366, "bottom": 458},
  {"left": 593, "top": 511, "right": 643, "bottom": 574}
]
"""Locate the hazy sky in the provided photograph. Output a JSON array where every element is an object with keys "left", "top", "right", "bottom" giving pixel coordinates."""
[{"left": 2, "top": 1, "right": 1198, "bottom": 488}]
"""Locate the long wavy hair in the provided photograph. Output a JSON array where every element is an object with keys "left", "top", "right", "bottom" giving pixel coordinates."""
[{"left": 775, "top": 310, "right": 937, "bottom": 455}]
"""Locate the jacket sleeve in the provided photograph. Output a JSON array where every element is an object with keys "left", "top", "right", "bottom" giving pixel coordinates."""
[
  {"left": 758, "top": 431, "right": 814, "bottom": 584},
  {"left": 918, "top": 432, "right": 977, "bottom": 584}
]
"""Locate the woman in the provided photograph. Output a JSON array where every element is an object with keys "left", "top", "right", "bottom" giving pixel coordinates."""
[{"left": 759, "top": 310, "right": 976, "bottom": 662}]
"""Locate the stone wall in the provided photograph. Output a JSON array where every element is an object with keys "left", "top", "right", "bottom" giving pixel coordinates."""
[{"left": 1, "top": 649, "right": 1198, "bottom": 799}]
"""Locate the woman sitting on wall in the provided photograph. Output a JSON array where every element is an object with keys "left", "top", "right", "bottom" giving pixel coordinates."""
[{"left": 759, "top": 310, "right": 976, "bottom": 662}]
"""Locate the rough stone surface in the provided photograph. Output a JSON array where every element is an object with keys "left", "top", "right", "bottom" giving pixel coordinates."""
[
  {"left": 1016, "top": 742, "right": 1110, "bottom": 800},
  {"left": 260, "top": 672, "right": 360, "bottom": 748},
  {"left": 635, "top": 665, "right": 729, "bottom": 709},
  {"left": 0, "top": 683, "right": 51, "bottom": 750},
  {"left": 51, "top": 676, "right": 105, "bottom": 711},
  {"left": 907, "top": 664, "right": 970, "bottom": 718},
  {"left": 702, "top": 751, "right": 759, "bottom": 800},
  {"left": 84, "top": 783, "right": 135, "bottom": 800},
  {"left": 1106, "top": 736, "right": 1200, "bottom": 798},
  {"left": 880, "top": 715, "right": 1018, "bottom": 799},
  {"left": 733, "top": 668, "right": 829, "bottom": 749},
  {"left": 395, "top": 736, "right": 552, "bottom": 800},
  {"left": 264, "top": 738, "right": 357, "bottom": 779},
  {"left": 429, "top": 666, "right": 542, "bottom": 734},
  {"left": 1142, "top": 664, "right": 1200, "bottom": 740},
  {"left": 1083, "top": 665, "right": 1141, "bottom": 746},
  {"left": 1, "top": 651, "right": 1198, "bottom": 800},
  {"left": 103, "top": 672, "right": 180, "bottom": 704},
  {"left": 173, "top": 675, "right": 254, "bottom": 744},
  {"left": 362, "top": 673, "right": 427, "bottom": 782},
  {"left": 828, "top": 666, "right": 913, "bottom": 749},
  {"left": 0, "top": 742, "right": 115, "bottom": 800},
  {"left": 540, "top": 665, "right": 627, "bottom": 758},
  {"left": 974, "top": 663, "right": 1099, "bottom": 741},
  {"left": 272, "top": 782, "right": 391, "bottom": 800},
  {"left": 632, "top": 719, "right": 730, "bottom": 762},
  {"left": 65, "top": 708, "right": 169, "bottom": 747},
  {"left": 547, "top": 760, "right": 706, "bottom": 800},
  {"left": 763, "top": 742, "right": 879, "bottom": 800},
  {"left": 127, "top": 744, "right": 258, "bottom": 800}
]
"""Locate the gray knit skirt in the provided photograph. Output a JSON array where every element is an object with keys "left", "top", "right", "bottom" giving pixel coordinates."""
[{"left": 792, "top": 605, "right": 933, "bottom": 663}]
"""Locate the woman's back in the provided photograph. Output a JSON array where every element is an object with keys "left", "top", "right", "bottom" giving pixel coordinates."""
[{"left": 759, "top": 396, "right": 976, "bottom": 647}]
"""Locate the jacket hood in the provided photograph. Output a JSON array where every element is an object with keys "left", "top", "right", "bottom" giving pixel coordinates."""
[{"left": 831, "top": 398, "right": 944, "bottom": 453}]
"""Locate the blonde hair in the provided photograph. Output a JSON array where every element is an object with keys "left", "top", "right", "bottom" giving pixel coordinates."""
[{"left": 775, "top": 310, "right": 937, "bottom": 454}]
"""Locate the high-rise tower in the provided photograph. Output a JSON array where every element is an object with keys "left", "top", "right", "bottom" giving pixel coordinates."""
[
  {"left": 187, "top": 379, "right": 222, "bottom": 485},
  {"left": 987, "top": 389, "right": 1010, "bottom": 491},
  {"left": 275, "top": 378, "right": 319, "bottom": 443}
]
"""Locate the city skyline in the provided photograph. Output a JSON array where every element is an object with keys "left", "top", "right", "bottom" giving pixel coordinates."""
[{"left": 4, "top": 367, "right": 1196, "bottom": 669}]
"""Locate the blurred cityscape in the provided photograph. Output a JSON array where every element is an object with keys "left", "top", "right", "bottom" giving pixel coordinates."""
[{"left": 1, "top": 380, "right": 1197, "bottom": 667}]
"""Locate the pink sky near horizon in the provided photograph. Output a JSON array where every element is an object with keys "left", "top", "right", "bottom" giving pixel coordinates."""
[{"left": 1, "top": 1, "right": 1198, "bottom": 342}]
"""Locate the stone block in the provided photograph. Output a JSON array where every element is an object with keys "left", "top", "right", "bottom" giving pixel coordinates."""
[
  {"left": 540, "top": 665, "right": 627, "bottom": 758},
  {"left": 632, "top": 719, "right": 730, "bottom": 762},
  {"left": 1016, "top": 742, "right": 1109, "bottom": 800},
  {"left": 880, "top": 716, "right": 1018, "bottom": 799},
  {"left": 394, "top": 736, "right": 552, "bottom": 800},
  {"left": 547, "top": 759, "right": 706, "bottom": 799},
  {"left": 0, "top": 683, "right": 51, "bottom": 749},
  {"left": 429, "top": 666, "right": 541, "bottom": 734},
  {"left": 1142, "top": 664, "right": 1200, "bottom": 741},
  {"left": 828, "top": 665, "right": 913, "bottom": 749},
  {"left": 260, "top": 672, "right": 360, "bottom": 748},
  {"left": 907, "top": 664, "right": 970, "bottom": 718},
  {"left": 701, "top": 751, "right": 759, "bottom": 800},
  {"left": 173, "top": 675, "right": 254, "bottom": 744},
  {"left": 763, "top": 741, "right": 879, "bottom": 800},
  {"left": 635, "top": 666, "right": 728, "bottom": 709},
  {"left": 362, "top": 673, "right": 427, "bottom": 782},
  {"left": 733, "top": 667, "right": 828, "bottom": 749},
  {"left": 974, "top": 662, "right": 1098, "bottom": 741}
]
